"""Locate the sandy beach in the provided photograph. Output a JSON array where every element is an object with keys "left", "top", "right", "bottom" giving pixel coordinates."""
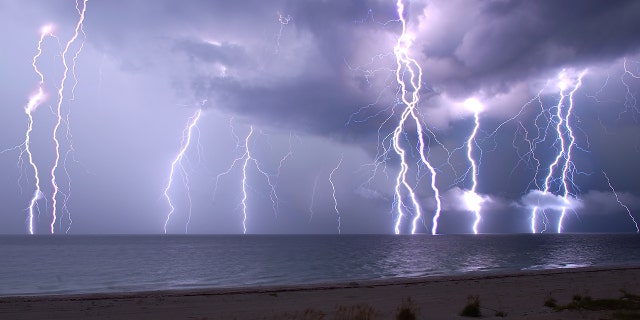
[{"left": 1, "top": 265, "right": 639, "bottom": 319}]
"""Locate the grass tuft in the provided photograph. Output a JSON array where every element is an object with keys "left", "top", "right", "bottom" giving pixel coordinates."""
[
  {"left": 460, "top": 295, "right": 482, "bottom": 317},
  {"left": 544, "top": 297, "right": 558, "bottom": 308},
  {"left": 334, "top": 304, "right": 375, "bottom": 320},
  {"left": 396, "top": 298, "right": 418, "bottom": 320},
  {"left": 545, "top": 289, "right": 640, "bottom": 318},
  {"left": 494, "top": 310, "right": 508, "bottom": 317}
]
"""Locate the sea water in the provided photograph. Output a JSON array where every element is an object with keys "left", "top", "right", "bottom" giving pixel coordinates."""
[{"left": 1, "top": 233, "right": 639, "bottom": 296}]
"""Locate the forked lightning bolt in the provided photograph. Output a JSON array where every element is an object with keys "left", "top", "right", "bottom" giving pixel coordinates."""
[
  {"left": 462, "top": 99, "right": 483, "bottom": 234},
  {"left": 621, "top": 58, "right": 640, "bottom": 120},
  {"left": 531, "top": 69, "right": 587, "bottom": 233},
  {"left": 214, "top": 125, "right": 280, "bottom": 233},
  {"left": 329, "top": 155, "right": 343, "bottom": 234},
  {"left": 602, "top": 171, "right": 639, "bottom": 233},
  {"left": 240, "top": 126, "right": 279, "bottom": 233},
  {"left": 240, "top": 128, "right": 255, "bottom": 234},
  {"left": 163, "top": 109, "right": 202, "bottom": 234},
  {"left": 50, "top": 0, "right": 88, "bottom": 233},
  {"left": 17, "top": 25, "right": 54, "bottom": 234},
  {"left": 391, "top": 0, "right": 441, "bottom": 235}
]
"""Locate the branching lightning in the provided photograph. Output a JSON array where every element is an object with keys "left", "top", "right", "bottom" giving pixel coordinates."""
[
  {"left": 603, "top": 171, "right": 639, "bottom": 233},
  {"left": 621, "top": 58, "right": 640, "bottom": 120},
  {"left": 49, "top": 0, "right": 88, "bottom": 234},
  {"left": 531, "top": 69, "right": 587, "bottom": 233},
  {"left": 163, "top": 109, "right": 202, "bottom": 234},
  {"left": 329, "top": 155, "right": 343, "bottom": 234},
  {"left": 391, "top": 0, "right": 441, "bottom": 235},
  {"left": 18, "top": 25, "right": 54, "bottom": 234},
  {"left": 462, "top": 99, "right": 484, "bottom": 234},
  {"left": 214, "top": 124, "right": 280, "bottom": 233},
  {"left": 271, "top": 132, "right": 294, "bottom": 217},
  {"left": 6, "top": 3, "right": 640, "bottom": 236}
]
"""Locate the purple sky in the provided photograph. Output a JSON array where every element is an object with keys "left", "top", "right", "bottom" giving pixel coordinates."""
[{"left": 1, "top": 0, "right": 639, "bottom": 234}]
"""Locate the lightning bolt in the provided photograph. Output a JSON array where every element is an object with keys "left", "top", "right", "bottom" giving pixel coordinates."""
[
  {"left": 240, "top": 126, "right": 279, "bottom": 233},
  {"left": 484, "top": 86, "right": 552, "bottom": 234},
  {"left": 391, "top": 0, "right": 441, "bottom": 235},
  {"left": 163, "top": 109, "right": 202, "bottom": 234},
  {"left": 275, "top": 13, "right": 292, "bottom": 54},
  {"left": 462, "top": 99, "right": 483, "bottom": 234},
  {"left": 329, "top": 155, "right": 343, "bottom": 234},
  {"left": 531, "top": 69, "right": 587, "bottom": 233},
  {"left": 20, "top": 25, "right": 54, "bottom": 234},
  {"left": 214, "top": 124, "right": 280, "bottom": 233},
  {"left": 602, "top": 171, "right": 639, "bottom": 233},
  {"left": 621, "top": 58, "right": 640, "bottom": 120},
  {"left": 309, "top": 174, "right": 319, "bottom": 223},
  {"left": 49, "top": 0, "right": 88, "bottom": 234},
  {"left": 0, "top": 25, "right": 58, "bottom": 234},
  {"left": 271, "top": 132, "right": 294, "bottom": 217},
  {"left": 239, "top": 129, "right": 254, "bottom": 234}
]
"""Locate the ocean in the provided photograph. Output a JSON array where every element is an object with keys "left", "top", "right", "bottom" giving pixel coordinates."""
[{"left": 1, "top": 234, "right": 639, "bottom": 296}]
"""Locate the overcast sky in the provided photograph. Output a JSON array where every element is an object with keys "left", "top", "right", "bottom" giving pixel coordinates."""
[{"left": 1, "top": 0, "right": 639, "bottom": 234}]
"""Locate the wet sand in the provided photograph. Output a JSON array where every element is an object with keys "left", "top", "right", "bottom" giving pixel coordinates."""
[{"left": 1, "top": 265, "right": 639, "bottom": 319}]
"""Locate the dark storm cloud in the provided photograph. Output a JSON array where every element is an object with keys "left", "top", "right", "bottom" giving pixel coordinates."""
[
  {"left": 2, "top": 0, "right": 639, "bottom": 234},
  {"left": 280, "top": 1, "right": 398, "bottom": 67},
  {"left": 30, "top": 0, "right": 640, "bottom": 138},
  {"left": 50, "top": 0, "right": 399, "bottom": 143},
  {"left": 416, "top": 0, "right": 640, "bottom": 96},
  {"left": 165, "top": 0, "right": 640, "bottom": 148},
  {"left": 193, "top": 75, "right": 378, "bottom": 142}
]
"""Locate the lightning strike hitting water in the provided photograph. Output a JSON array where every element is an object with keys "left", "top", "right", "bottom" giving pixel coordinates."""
[
  {"left": 462, "top": 98, "right": 483, "bottom": 234},
  {"left": 214, "top": 124, "right": 280, "bottom": 233},
  {"left": 329, "top": 155, "right": 343, "bottom": 234},
  {"left": 602, "top": 171, "right": 639, "bottom": 233},
  {"left": 163, "top": 109, "right": 202, "bottom": 234},
  {"left": 239, "top": 127, "right": 277, "bottom": 233},
  {"left": 20, "top": 25, "right": 54, "bottom": 234},
  {"left": 49, "top": 0, "right": 88, "bottom": 234},
  {"left": 531, "top": 69, "right": 587, "bottom": 233},
  {"left": 391, "top": 0, "right": 441, "bottom": 235}
]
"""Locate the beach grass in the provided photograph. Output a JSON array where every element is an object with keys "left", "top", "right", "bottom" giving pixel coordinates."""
[
  {"left": 545, "top": 289, "right": 640, "bottom": 319},
  {"left": 1, "top": 266, "right": 639, "bottom": 320},
  {"left": 459, "top": 295, "right": 481, "bottom": 317},
  {"left": 395, "top": 298, "right": 418, "bottom": 320}
]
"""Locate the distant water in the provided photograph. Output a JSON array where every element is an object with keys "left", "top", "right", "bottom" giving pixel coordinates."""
[{"left": 1, "top": 234, "right": 639, "bottom": 296}]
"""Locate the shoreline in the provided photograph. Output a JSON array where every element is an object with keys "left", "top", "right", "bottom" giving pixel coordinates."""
[{"left": 1, "top": 265, "right": 639, "bottom": 319}]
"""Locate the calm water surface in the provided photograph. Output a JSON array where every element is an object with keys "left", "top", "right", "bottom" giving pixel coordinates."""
[{"left": 1, "top": 234, "right": 639, "bottom": 296}]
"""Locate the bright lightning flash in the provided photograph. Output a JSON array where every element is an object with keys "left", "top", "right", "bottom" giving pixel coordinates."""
[
  {"left": 163, "top": 109, "right": 202, "bottom": 234},
  {"left": 531, "top": 69, "right": 587, "bottom": 233},
  {"left": 391, "top": 0, "right": 442, "bottom": 235},
  {"left": 214, "top": 125, "right": 280, "bottom": 233},
  {"left": 19, "top": 25, "right": 55, "bottom": 234},
  {"left": 462, "top": 98, "right": 484, "bottom": 234},
  {"left": 49, "top": 0, "right": 88, "bottom": 234},
  {"left": 329, "top": 155, "right": 343, "bottom": 234}
]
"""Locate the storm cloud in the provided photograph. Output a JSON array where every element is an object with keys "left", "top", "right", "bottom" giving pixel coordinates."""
[{"left": 0, "top": 0, "right": 639, "bottom": 234}]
